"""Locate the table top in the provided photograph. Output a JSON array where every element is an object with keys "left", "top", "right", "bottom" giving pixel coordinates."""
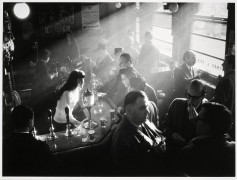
[{"left": 37, "top": 97, "right": 119, "bottom": 153}]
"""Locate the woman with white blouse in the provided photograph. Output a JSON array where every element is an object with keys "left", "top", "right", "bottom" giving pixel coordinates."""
[{"left": 53, "top": 70, "right": 85, "bottom": 131}]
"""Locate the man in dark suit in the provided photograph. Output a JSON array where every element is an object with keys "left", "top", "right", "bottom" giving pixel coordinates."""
[
  {"left": 174, "top": 50, "right": 200, "bottom": 98},
  {"left": 176, "top": 102, "right": 235, "bottom": 177},
  {"left": 129, "top": 76, "right": 159, "bottom": 128},
  {"left": 32, "top": 49, "right": 59, "bottom": 103},
  {"left": 111, "top": 90, "right": 166, "bottom": 176},
  {"left": 163, "top": 79, "right": 208, "bottom": 151},
  {"left": 211, "top": 54, "right": 235, "bottom": 140},
  {"left": 33, "top": 49, "right": 53, "bottom": 96},
  {"left": 3, "top": 105, "right": 56, "bottom": 176}
]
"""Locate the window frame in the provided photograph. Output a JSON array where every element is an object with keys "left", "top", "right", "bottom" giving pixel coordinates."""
[
  {"left": 190, "top": 7, "right": 228, "bottom": 77},
  {"left": 152, "top": 10, "right": 173, "bottom": 62}
]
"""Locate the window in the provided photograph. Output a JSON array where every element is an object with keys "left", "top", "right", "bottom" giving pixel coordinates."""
[
  {"left": 135, "top": 2, "right": 141, "bottom": 44},
  {"left": 152, "top": 6, "right": 173, "bottom": 59},
  {"left": 134, "top": 3, "right": 173, "bottom": 59},
  {"left": 190, "top": 3, "right": 228, "bottom": 77}
]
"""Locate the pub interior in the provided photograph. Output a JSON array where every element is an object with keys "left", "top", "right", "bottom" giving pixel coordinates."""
[{"left": 2, "top": 2, "right": 235, "bottom": 177}]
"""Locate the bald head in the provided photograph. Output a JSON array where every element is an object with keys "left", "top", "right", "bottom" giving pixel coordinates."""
[{"left": 183, "top": 50, "right": 196, "bottom": 67}]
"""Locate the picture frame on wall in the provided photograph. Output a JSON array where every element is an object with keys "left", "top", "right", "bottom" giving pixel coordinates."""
[{"left": 81, "top": 4, "right": 100, "bottom": 30}]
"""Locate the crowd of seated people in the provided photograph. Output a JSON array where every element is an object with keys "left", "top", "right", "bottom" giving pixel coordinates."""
[
  {"left": 107, "top": 42, "right": 235, "bottom": 176},
  {"left": 3, "top": 28, "right": 235, "bottom": 177}
]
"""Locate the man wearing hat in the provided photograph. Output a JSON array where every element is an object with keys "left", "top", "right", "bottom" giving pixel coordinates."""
[
  {"left": 113, "top": 53, "right": 141, "bottom": 107},
  {"left": 113, "top": 47, "right": 124, "bottom": 61}
]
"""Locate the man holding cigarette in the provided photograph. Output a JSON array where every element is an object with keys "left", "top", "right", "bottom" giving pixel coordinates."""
[{"left": 162, "top": 79, "right": 207, "bottom": 151}]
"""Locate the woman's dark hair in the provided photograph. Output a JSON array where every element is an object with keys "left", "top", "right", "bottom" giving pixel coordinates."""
[{"left": 58, "top": 70, "right": 85, "bottom": 99}]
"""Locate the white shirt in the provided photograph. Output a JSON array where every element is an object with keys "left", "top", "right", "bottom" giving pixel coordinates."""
[{"left": 54, "top": 87, "right": 80, "bottom": 124}]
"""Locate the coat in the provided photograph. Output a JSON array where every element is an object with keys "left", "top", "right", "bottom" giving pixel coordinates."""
[
  {"left": 3, "top": 133, "right": 56, "bottom": 176},
  {"left": 174, "top": 63, "right": 198, "bottom": 98},
  {"left": 111, "top": 116, "right": 165, "bottom": 175},
  {"left": 213, "top": 70, "right": 235, "bottom": 118},
  {"left": 163, "top": 98, "right": 207, "bottom": 143},
  {"left": 176, "top": 134, "right": 235, "bottom": 176}
]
